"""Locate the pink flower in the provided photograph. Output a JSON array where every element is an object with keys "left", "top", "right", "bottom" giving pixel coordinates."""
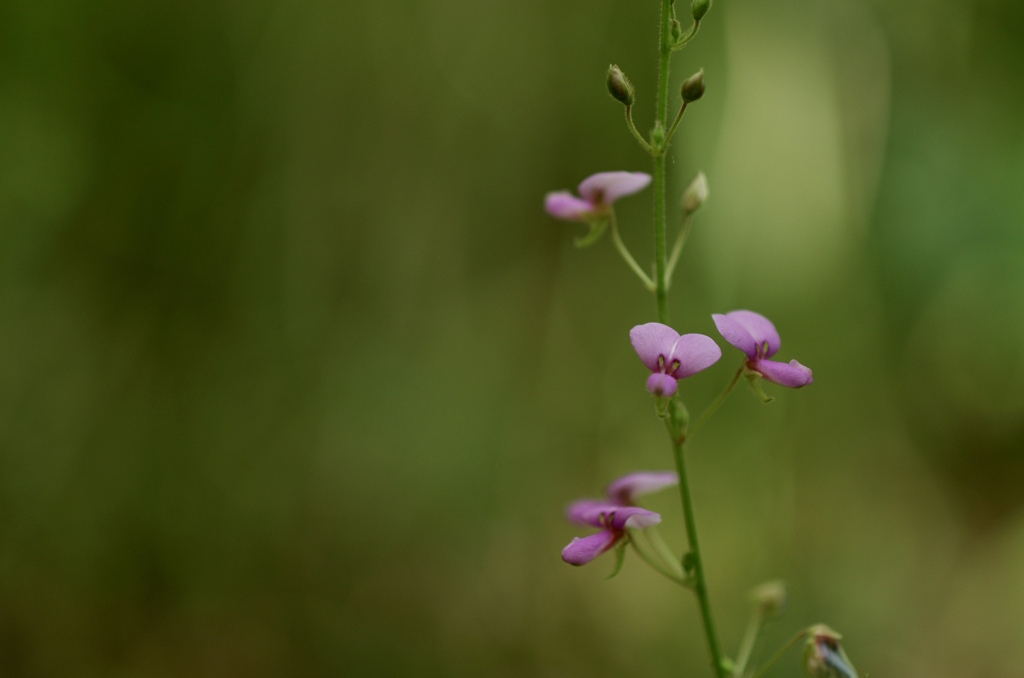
[
  {"left": 562, "top": 472, "right": 677, "bottom": 566},
  {"left": 630, "top": 323, "right": 722, "bottom": 397},
  {"left": 544, "top": 171, "right": 651, "bottom": 222},
  {"left": 712, "top": 310, "right": 813, "bottom": 387}
]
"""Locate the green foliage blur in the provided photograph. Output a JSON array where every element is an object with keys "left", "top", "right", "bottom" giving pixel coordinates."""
[{"left": 2, "top": 0, "right": 1023, "bottom": 675}]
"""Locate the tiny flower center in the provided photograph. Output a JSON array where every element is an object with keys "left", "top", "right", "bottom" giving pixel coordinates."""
[{"left": 656, "top": 355, "right": 681, "bottom": 376}]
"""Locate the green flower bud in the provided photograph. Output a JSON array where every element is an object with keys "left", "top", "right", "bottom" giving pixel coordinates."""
[
  {"left": 750, "top": 580, "right": 787, "bottom": 617},
  {"left": 670, "top": 18, "right": 682, "bottom": 44},
  {"left": 692, "top": 0, "right": 711, "bottom": 22},
  {"left": 681, "top": 69, "right": 705, "bottom": 103},
  {"left": 607, "top": 64, "right": 635, "bottom": 107},
  {"left": 681, "top": 172, "right": 709, "bottom": 214}
]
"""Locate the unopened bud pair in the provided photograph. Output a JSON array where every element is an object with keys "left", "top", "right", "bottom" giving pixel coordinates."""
[{"left": 608, "top": 66, "right": 705, "bottom": 106}]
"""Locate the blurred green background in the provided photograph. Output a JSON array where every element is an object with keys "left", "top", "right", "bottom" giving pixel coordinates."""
[{"left": 2, "top": 0, "right": 1023, "bottom": 675}]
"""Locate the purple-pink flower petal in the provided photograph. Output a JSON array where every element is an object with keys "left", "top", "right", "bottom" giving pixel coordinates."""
[
  {"left": 630, "top": 323, "right": 682, "bottom": 373},
  {"left": 754, "top": 359, "right": 813, "bottom": 388},
  {"left": 712, "top": 313, "right": 757, "bottom": 358},
  {"left": 565, "top": 501, "right": 660, "bottom": 531},
  {"left": 646, "top": 372, "right": 678, "bottom": 397},
  {"left": 578, "top": 171, "right": 651, "bottom": 205},
  {"left": 561, "top": 477, "right": 665, "bottom": 566},
  {"left": 607, "top": 506, "right": 662, "bottom": 530},
  {"left": 561, "top": 531, "right": 619, "bottom": 566},
  {"left": 606, "top": 471, "right": 679, "bottom": 505},
  {"left": 566, "top": 500, "right": 619, "bottom": 527},
  {"left": 544, "top": 191, "right": 597, "bottom": 221},
  {"left": 667, "top": 333, "right": 723, "bottom": 378},
  {"left": 713, "top": 310, "right": 780, "bottom": 358}
]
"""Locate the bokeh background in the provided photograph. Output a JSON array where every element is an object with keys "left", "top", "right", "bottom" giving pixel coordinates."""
[{"left": 2, "top": 0, "right": 1023, "bottom": 675}]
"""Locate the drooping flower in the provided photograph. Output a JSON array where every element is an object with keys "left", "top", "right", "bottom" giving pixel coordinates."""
[
  {"left": 803, "top": 625, "right": 858, "bottom": 678},
  {"left": 561, "top": 471, "right": 678, "bottom": 566},
  {"left": 544, "top": 171, "right": 651, "bottom": 222},
  {"left": 629, "top": 323, "right": 722, "bottom": 397},
  {"left": 712, "top": 310, "right": 813, "bottom": 387}
]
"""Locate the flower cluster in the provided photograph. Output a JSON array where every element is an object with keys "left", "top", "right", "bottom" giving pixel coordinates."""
[
  {"left": 628, "top": 310, "right": 812, "bottom": 396},
  {"left": 544, "top": 4, "right": 845, "bottom": 663},
  {"left": 562, "top": 472, "right": 677, "bottom": 566}
]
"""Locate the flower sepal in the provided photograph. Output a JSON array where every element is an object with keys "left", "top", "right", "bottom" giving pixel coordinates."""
[
  {"left": 743, "top": 365, "right": 776, "bottom": 404},
  {"left": 654, "top": 393, "right": 670, "bottom": 419},
  {"left": 671, "top": 399, "right": 690, "bottom": 430},
  {"left": 573, "top": 218, "right": 608, "bottom": 248},
  {"left": 605, "top": 541, "right": 628, "bottom": 580}
]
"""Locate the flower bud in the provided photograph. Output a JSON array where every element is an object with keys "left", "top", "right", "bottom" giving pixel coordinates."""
[
  {"left": 681, "top": 172, "right": 709, "bottom": 214},
  {"left": 750, "top": 580, "right": 787, "bottom": 617},
  {"left": 607, "top": 64, "right": 635, "bottom": 107},
  {"left": 803, "top": 625, "right": 857, "bottom": 678},
  {"left": 681, "top": 69, "right": 705, "bottom": 103},
  {"left": 692, "top": 0, "right": 711, "bottom": 22},
  {"left": 670, "top": 18, "right": 682, "bottom": 44}
]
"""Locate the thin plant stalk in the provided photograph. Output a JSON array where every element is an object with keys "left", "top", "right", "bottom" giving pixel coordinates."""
[
  {"left": 669, "top": 426, "right": 726, "bottom": 678},
  {"left": 645, "top": 527, "right": 685, "bottom": 579},
  {"left": 689, "top": 364, "right": 744, "bottom": 438},
  {"left": 652, "top": 1, "right": 726, "bottom": 676},
  {"left": 749, "top": 630, "right": 808, "bottom": 678},
  {"left": 628, "top": 532, "right": 687, "bottom": 585},
  {"left": 652, "top": 0, "right": 673, "bottom": 324},
  {"left": 732, "top": 608, "right": 765, "bottom": 678},
  {"left": 609, "top": 209, "right": 656, "bottom": 291}
]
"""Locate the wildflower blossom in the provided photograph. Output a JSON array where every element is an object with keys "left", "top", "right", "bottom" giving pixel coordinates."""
[
  {"left": 712, "top": 310, "right": 813, "bottom": 387},
  {"left": 630, "top": 323, "right": 722, "bottom": 396},
  {"left": 545, "top": 171, "right": 651, "bottom": 222},
  {"left": 562, "top": 471, "right": 678, "bottom": 566}
]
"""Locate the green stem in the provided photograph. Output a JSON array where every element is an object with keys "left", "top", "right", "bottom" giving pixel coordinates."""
[
  {"left": 627, "top": 532, "right": 687, "bottom": 585},
  {"left": 609, "top": 209, "right": 656, "bottom": 291},
  {"left": 668, "top": 404, "right": 726, "bottom": 678},
  {"left": 689, "top": 364, "right": 744, "bottom": 438},
  {"left": 732, "top": 608, "right": 765, "bottom": 678},
  {"left": 651, "top": 0, "right": 675, "bottom": 327},
  {"left": 625, "top": 105, "right": 653, "bottom": 155},
  {"left": 749, "top": 630, "right": 808, "bottom": 678},
  {"left": 653, "top": 157, "right": 669, "bottom": 321},
  {"left": 664, "top": 213, "right": 692, "bottom": 290},
  {"left": 664, "top": 101, "right": 688, "bottom": 147},
  {"left": 653, "top": 0, "right": 673, "bottom": 325},
  {"left": 645, "top": 526, "right": 684, "bottom": 578},
  {"left": 654, "top": 4, "right": 724, "bottom": 676},
  {"left": 671, "top": 20, "right": 700, "bottom": 51}
]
